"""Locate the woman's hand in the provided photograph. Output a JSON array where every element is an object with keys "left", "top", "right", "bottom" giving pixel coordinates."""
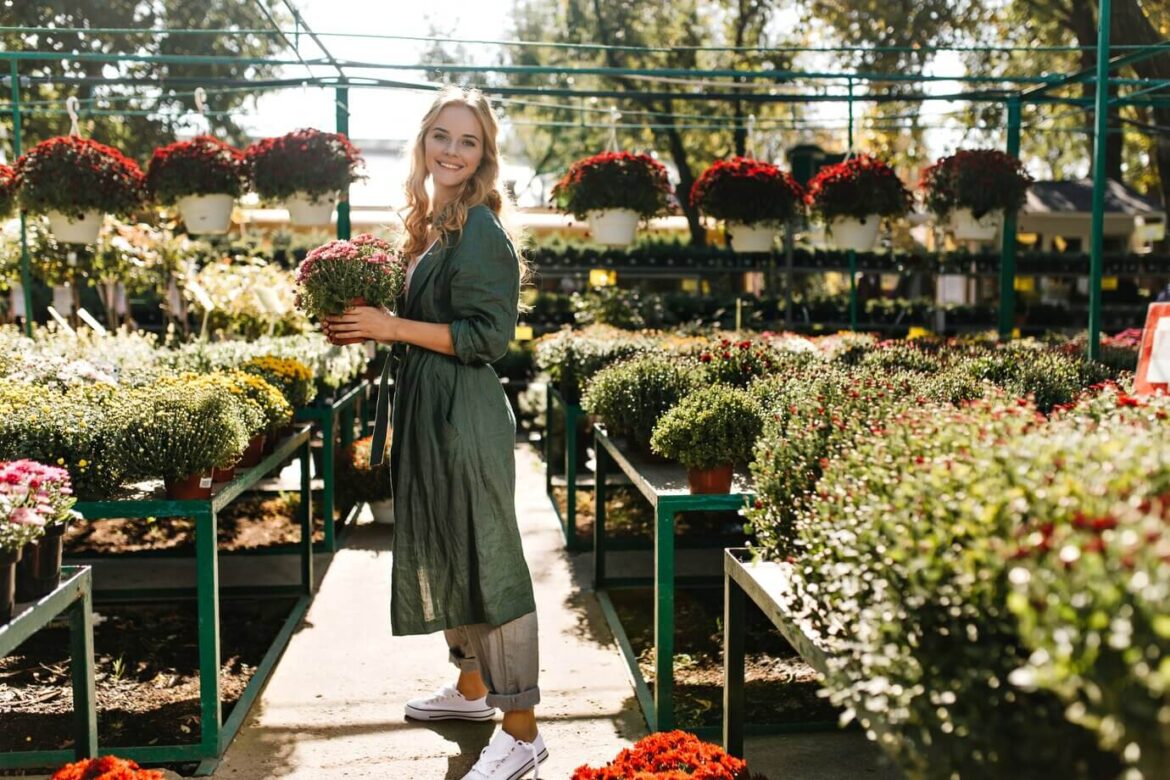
[{"left": 322, "top": 306, "right": 398, "bottom": 345}]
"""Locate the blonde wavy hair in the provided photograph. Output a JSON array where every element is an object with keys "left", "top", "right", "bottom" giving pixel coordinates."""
[{"left": 402, "top": 87, "right": 527, "bottom": 274}]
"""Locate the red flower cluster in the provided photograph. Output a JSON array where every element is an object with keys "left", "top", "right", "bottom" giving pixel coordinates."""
[
  {"left": 805, "top": 154, "right": 910, "bottom": 222},
  {"left": 690, "top": 157, "right": 804, "bottom": 225},
  {"left": 245, "top": 128, "right": 365, "bottom": 201},
  {"left": 50, "top": 756, "right": 165, "bottom": 780},
  {"left": 571, "top": 731, "right": 759, "bottom": 780},
  {"left": 14, "top": 136, "right": 145, "bottom": 218},
  {"left": 551, "top": 151, "right": 674, "bottom": 220},
  {"left": 697, "top": 338, "right": 778, "bottom": 387},
  {"left": 146, "top": 135, "right": 248, "bottom": 204},
  {"left": 919, "top": 148, "right": 1033, "bottom": 220},
  {"left": 0, "top": 163, "right": 15, "bottom": 217}
]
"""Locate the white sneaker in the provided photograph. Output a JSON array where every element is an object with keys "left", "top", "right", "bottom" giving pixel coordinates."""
[
  {"left": 461, "top": 729, "right": 548, "bottom": 780},
  {"left": 404, "top": 684, "right": 497, "bottom": 722}
]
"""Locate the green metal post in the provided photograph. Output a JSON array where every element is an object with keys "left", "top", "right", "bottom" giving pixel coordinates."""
[
  {"left": 723, "top": 568, "right": 746, "bottom": 757},
  {"left": 69, "top": 583, "right": 98, "bottom": 758},
  {"left": 848, "top": 249, "right": 858, "bottom": 331},
  {"left": 1088, "top": 0, "right": 1112, "bottom": 361},
  {"left": 335, "top": 83, "right": 351, "bottom": 241},
  {"left": 300, "top": 435, "right": 315, "bottom": 592},
  {"left": 847, "top": 77, "right": 855, "bottom": 151},
  {"left": 564, "top": 403, "right": 579, "bottom": 550},
  {"left": 593, "top": 432, "right": 608, "bottom": 590},
  {"left": 195, "top": 507, "right": 223, "bottom": 757},
  {"left": 10, "top": 60, "right": 32, "bottom": 336},
  {"left": 654, "top": 501, "right": 677, "bottom": 731},
  {"left": 999, "top": 97, "right": 1022, "bottom": 340},
  {"left": 321, "top": 413, "right": 336, "bottom": 551}
]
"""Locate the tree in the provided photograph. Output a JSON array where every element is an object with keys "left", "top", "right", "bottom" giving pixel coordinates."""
[
  {"left": 1, "top": 1, "right": 291, "bottom": 163},
  {"left": 504, "top": 0, "right": 797, "bottom": 246}
]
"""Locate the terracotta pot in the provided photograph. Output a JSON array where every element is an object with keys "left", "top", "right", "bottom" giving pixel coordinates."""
[
  {"left": 686, "top": 464, "right": 734, "bottom": 494},
  {"left": 0, "top": 547, "right": 22, "bottom": 624},
  {"left": 331, "top": 296, "right": 367, "bottom": 346},
  {"left": 213, "top": 460, "right": 239, "bottom": 483},
  {"left": 238, "top": 434, "right": 267, "bottom": 468},
  {"left": 15, "top": 523, "right": 66, "bottom": 602},
  {"left": 164, "top": 471, "right": 214, "bottom": 500}
]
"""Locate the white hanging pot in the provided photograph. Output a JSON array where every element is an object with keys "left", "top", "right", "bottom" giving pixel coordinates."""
[
  {"left": 285, "top": 192, "right": 336, "bottom": 226},
  {"left": 950, "top": 207, "right": 1003, "bottom": 242},
  {"left": 9, "top": 281, "right": 25, "bottom": 319},
  {"left": 368, "top": 499, "right": 395, "bottom": 525},
  {"left": 177, "top": 193, "right": 235, "bottom": 235},
  {"left": 586, "top": 208, "right": 639, "bottom": 246},
  {"left": 827, "top": 215, "right": 880, "bottom": 252},
  {"left": 726, "top": 221, "right": 777, "bottom": 253},
  {"left": 45, "top": 210, "right": 102, "bottom": 245}
]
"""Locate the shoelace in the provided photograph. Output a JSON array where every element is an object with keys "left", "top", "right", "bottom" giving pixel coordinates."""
[
  {"left": 527, "top": 740, "right": 540, "bottom": 780},
  {"left": 472, "top": 735, "right": 540, "bottom": 780}
]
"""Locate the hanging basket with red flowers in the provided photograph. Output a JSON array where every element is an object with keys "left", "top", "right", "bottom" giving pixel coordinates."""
[
  {"left": 552, "top": 151, "right": 674, "bottom": 246},
  {"left": 147, "top": 135, "right": 248, "bottom": 205},
  {"left": 690, "top": 157, "right": 804, "bottom": 226},
  {"left": 805, "top": 154, "right": 911, "bottom": 223},
  {"left": 0, "top": 164, "right": 15, "bottom": 219},
  {"left": 245, "top": 128, "right": 364, "bottom": 212},
  {"left": 920, "top": 148, "right": 1033, "bottom": 240}
]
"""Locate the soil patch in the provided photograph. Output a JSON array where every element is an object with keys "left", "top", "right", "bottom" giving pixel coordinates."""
[
  {"left": 0, "top": 598, "right": 295, "bottom": 760},
  {"left": 607, "top": 586, "right": 840, "bottom": 729}
]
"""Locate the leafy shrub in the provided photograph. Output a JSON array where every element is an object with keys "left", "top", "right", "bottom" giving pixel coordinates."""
[
  {"left": 571, "top": 287, "right": 665, "bottom": 330},
  {"left": 650, "top": 386, "right": 763, "bottom": 470},
  {"left": 146, "top": 135, "right": 248, "bottom": 204},
  {"left": 695, "top": 337, "right": 790, "bottom": 387},
  {"left": 581, "top": 354, "right": 704, "bottom": 453},
  {"left": 551, "top": 151, "right": 674, "bottom": 220},
  {"left": 533, "top": 326, "right": 653, "bottom": 404},
  {"left": 959, "top": 346, "right": 1115, "bottom": 413}
]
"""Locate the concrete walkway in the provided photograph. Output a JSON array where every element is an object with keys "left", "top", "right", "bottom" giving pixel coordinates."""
[{"left": 215, "top": 443, "right": 899, "bottom": 779}]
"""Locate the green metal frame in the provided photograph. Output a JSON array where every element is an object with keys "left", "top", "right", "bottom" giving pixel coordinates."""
[
  {"left": 544, "top": 384, "right": 587, "bottom": 551},
  {"left": 722, "top": 549, "right": 838, "bottom": 757},
  {"left": 592, "top": 426, "right": 753, "bottom": 733},
  {"left": 0, "top": 566, "right": 97, "bottom": 768},
  {"left": 12, "top": 427, "right": 317, "bottom": 776},
  {"left": 295, "top": 378, "right": 368, "bottom": 552}
]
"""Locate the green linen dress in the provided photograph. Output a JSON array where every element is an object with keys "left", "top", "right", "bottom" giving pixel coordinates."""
[{"left": 370, "top": 204, "right": 536, "bottom": 636}]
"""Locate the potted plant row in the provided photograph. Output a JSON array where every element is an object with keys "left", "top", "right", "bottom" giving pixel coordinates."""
[
  {"left": 690, "top": 156, "right": 804, "bottom": 253},
  {"left": 552, "top": 151, "right": 674, "bottom": 246}
]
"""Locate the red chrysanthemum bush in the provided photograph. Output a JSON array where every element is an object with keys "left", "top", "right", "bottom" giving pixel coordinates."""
[
  {"left": 50, "top": 755, "right": 165, "bottom": 780},
  {"left": 0, "top": 164, "right": 15, "bottom": 217},
  {"left": 571, "top": 731, "right": 768, "bottom": 780},
  {"left": 690, "top": 157, "right": 804, "bottom": 225},
  {"left": 552, "top": 151, "right": 674, "bottom": 220},
  {"left": 146, "top": 135, "right": 248, "bottom": 205},
  {"left": 245, "top": 128, "right": 365, "bottom": 203},
  {"left": 919, "top": 148, "right": 1033, "bottom": 220},
  {"left": 14, "top": 136, "right": 145, "bottom": 218},
  {"left": 804, "top": 154, "right": 911, "bottom": 222}
]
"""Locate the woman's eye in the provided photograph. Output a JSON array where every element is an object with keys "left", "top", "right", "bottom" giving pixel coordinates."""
[{"left": 462, "top": 139, "right": 477, "bottom": 148}]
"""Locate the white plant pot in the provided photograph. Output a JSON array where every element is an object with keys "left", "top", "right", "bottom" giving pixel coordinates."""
[
  {"left": 45, "top": 210, "right": 102, "bottom": 245},
  {"left": 950, "top": 207, "right": 1003, "bottom": 242},
  {"left": 726, "top": 221, "right": 777, "bottom": 253},
  {"left": 586, "top": 208, "right": 639, "bottom": 246},
  {"left": 368, "top": 499, "right": 395, "bottom": 525},
  {"left": 827, "top": 215, "right": 880, "bottom": 252},
  {"left": 177, "top": 193, "right": 235, "bottom": 235},
  {"left": 285, "top": 192, "right": 336, "bottom": 226},
  {"left": 9, "top": 281, "right": 26, "bottom": 319}
]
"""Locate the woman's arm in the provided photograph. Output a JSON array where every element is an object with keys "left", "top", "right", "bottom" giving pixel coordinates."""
[{"left": 322, "top": 308, "right": 456, "bottom": 356}]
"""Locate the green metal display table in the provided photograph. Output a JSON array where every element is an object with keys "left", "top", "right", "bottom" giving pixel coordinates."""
[
  {"left": 296, "top": 378, "right": 368, "bottom": 552},
  {"left": 592, "top": 426, "right": 753, "bottom": 733},
  {"left": 722, "top": 549, "right": 839, "bottom": 757},
  {"left": 544, "top": 384, "right": 588, "bottom": 551},
  {"left": 17, "top": 426, "right": 317, "bottom": 776},
  {"left": 0, "top": 566, "right": 97, "bottom": 768}
]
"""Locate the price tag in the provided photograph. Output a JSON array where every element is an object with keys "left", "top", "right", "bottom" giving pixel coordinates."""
[
  {"left": 186, "top": 279, "right": 215, "bottom": 311},
  {"left": 1101, "top": 276, "right": 1119, "bottom": 291},
  {"left": 588, "top": 268, "right": 610, "bottom": 288},
  {"left": 77, "top": 307, "right": 109, "bottom": 336},
  {"left": 907, "top": 326, "right": 932, "bottom": 339},
  {"left": 680, "top": 278, "right": 699, "bottom": 293},
  {"left": 1014, "top": 276, "right": 1035, "bottom": 293},
  {"left": 199, "top": 476, "right": 213, "bottom": 489},
  {"left": 46, "top": 306, "right": 76, "bottom": 334},
  {"left": 514, "top": 325, "right": 534, "bottom": 341}
]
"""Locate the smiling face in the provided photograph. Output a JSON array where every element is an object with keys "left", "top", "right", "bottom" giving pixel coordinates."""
[{"left": 424, "top": 104, "right": 485, "bottom": 196}]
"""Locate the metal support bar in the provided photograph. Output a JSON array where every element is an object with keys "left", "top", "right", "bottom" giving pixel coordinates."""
[
  {"left": 723, "top": 569, "right": 746, "bottom": 757},
  {"left": 999, "top": 96, "right": 1022, "bottom": 340},
  {"left": 9, "top": 60, "right": 32, "bottom": 337},
  {"left": 593, "top": 431, "right": 608, "bottom": 589},
  {"left": 654, "top": 499, "right": 677, "bottom": 731},
  {"left": 1089, "top": 0, "right": 1113, "bottom": 361},
  {"left": 335, "top": 83, "right": 352, "bottom": 241},
  {"left": 195, "top": 506, "right": 223, "bottom": 758},
  {"left": 848, "top": 249, "right": 858, "bottom": 331}
]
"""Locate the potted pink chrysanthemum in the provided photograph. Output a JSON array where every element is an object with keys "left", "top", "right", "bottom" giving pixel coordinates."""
[{"left": 295, "top": 234, "right": 408, "bottom": 345}]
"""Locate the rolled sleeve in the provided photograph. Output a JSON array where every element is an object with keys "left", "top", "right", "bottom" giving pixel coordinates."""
[{"left": 449, "top": 210, "right": 521, "bottom": 366}]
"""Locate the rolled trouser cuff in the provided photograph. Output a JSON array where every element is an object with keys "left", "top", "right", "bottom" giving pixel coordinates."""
[{"left": 485, "top": 686, "right": 541, "bottom": 711}]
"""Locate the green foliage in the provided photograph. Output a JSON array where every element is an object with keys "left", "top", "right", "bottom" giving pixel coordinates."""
[
  {"left": 692, "top": 337, "right": 797, "bottom": 388},
  {"left": 533, "top": 325, "right": 654, "bottom": 404},
  {"left": 571, "top": 287, "right": 666, "bottom": 330},
  {"left": 650, "top": 385, "right": 763, "bottom": 470},
  {"left": 240, "top": 356, "right": 318, "bottom": 408},
  {"left": 581, "top": 353, "right": 705, "bottom": 453},
  {"left": 961, "top": 345, "right": 1114, "bottom": 413}
]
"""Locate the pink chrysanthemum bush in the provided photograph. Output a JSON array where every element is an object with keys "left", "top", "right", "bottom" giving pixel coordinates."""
[
  {"left": 0, "top": 459, "right": 79, "bottom": 553},
  {"left": 294, "top": 233, "right": 408, "bottom": 320}
]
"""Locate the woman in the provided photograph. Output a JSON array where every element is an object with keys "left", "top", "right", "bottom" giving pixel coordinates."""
[{"left": 324, "top": 87, "right": 545, "bottom": 780}]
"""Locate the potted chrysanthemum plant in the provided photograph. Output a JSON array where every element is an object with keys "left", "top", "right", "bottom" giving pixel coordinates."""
[
  {"left": 650, "top": 385, "right": 763, "bottom": 494},
  {"left": 245, "top": 128, "right": 365, "bottom": 226},
  {"left": 805, "top": 154, "right": 911, "bottom": 252},
  {"left": 146, "top": 135, "right": 248, "bottom": 235},
  {"left": 920, "top": 149, "right": 1034, "bottom": 242},
  {"left": 552, "top": 151, "right": 674, "bottom": 246},
  {"left": 7, "top": 459, "right": 81, "bottom": 603},
  {"left": 295, "top": 233, "right": 408, "bottom": 345},
  {"left": 0, "top": 164, "right": 15, "bottom": 219},
  {"left": 690, "top": 158, "right": 805, "bottom": 252},
  {"left": 13, "top": 136, "right": 146, "bottom": 244}
]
